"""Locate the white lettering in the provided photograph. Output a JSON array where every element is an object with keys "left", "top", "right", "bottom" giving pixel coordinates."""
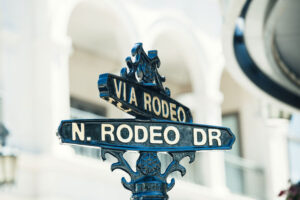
[
  {"left": 116, "top": 124, "right": 133, "bottom": 143},
  {"left": 72, "top": 123, "right": 85, "bottom": 141},
  {"left": 150, "top": 126, "right": 163, "bottom": 144},
  {"left": 152, "top": 96, "right": 161, "bottom": 116},
  {"left": 134, "top": 126, "right": 148, "bottom": 143},
  {"left": 101, "top": 124, "right": 115, "bottom": 141},
  {"left": 162, "top": 100, "right": 169, "bottom": 119},
  {"left": 113, "top": 79, "right": 122, "bottom": 99},
  {"left": 163, "top": 126, "right": 180, "bottom": 145},
  {"left": 208, "top": 129, "right": 221, "bottom": 146},
  {"left": 129, "top": 87, "right": 138, "bottom": 106},
  {"left": 193, "top": 128, "right": 207, "bottom": 146},
  {"left": 144, "top": 92, "right": 152, "bottom": 111},
  {"left": 123, "top": 82, "right": 126, "bottom": 101},
  {"left": 177, "top": 107, "right": 186, "bottom": 122},
  {"left": 169, "top": 103, "right": 177, "bottom": 121}
]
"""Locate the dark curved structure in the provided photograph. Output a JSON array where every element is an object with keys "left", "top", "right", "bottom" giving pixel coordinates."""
[{"left": 233, "top": 0, "right": 300, "bottom": 109}]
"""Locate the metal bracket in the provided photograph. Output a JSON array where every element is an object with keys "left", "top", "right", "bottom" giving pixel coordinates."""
[{"left": 101, "top": 149, "right": 195, "bottom": 200}]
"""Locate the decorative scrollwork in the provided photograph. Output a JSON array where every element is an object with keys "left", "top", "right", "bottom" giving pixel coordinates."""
[
  {"left": 101, "top": 148, "right": 137, "bottom": 191},
  {"left": 120, "top": 43, "right": 170, "bottom": 96},
  {"left": 101, "top": 148, "right": 195, "bottom": 199},
  {"left": 163, "top": 151, "right": 195, "bottom": 191}
]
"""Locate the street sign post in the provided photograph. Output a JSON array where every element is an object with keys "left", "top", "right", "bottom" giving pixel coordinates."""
[{"left": 57, "top": 43, "right": 235, "bottom": 200}]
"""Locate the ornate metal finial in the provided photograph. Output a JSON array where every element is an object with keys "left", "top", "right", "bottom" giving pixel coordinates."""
[{"left": 120, "top": 43, "right": 170, "bottom": 96}]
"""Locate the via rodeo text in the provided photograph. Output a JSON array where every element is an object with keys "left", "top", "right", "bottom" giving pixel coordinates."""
[{"left": 98, "top": 74, "right": 193, "bottom": 123}]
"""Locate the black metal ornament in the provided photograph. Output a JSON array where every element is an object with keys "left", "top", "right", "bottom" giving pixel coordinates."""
[
  {"left": 101, "top": 150, "right": 195, "bottom": 200},
  {"left": 57, "top": 43, "right": 235, "bottom": 200},
  {"left": 120, "top": 43, "right": 170, "bottom": 97}
]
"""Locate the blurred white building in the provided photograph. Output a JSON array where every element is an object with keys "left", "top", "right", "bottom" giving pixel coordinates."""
[{"left": 0, "top": 0, "right": 299, "bottom": 200}]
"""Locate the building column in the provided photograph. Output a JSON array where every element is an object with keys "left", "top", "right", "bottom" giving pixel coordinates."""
[
  {"left": 0, "top": 1, "right": 72, "bottom": 198},
  {"left": 263, "top": 119, "right": 289, "bottom": 200},
  {"left": 194, "top": 91, "right": 228, "bottom": 193},
  {"left": 0, "top": 1, "right": 72, "bottom": 154},
  {"left": 178, "top": 90, "right": 228, "bottom": 191}
]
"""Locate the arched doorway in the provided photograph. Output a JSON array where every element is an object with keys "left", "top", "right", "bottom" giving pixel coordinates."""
[
  {"left": 67, "top": 0, "right": 136, "bottom": 158},
  {"left": 147, "top": 27, "right": 205, "bottom": 185}
]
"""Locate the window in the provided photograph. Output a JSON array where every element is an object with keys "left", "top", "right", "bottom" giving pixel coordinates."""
[
  {"left": 223, "top": 113, "right": 265, "bottom": 199},
  {"left": 223, "top": 113, "right": 244, "bottom": 192},
  {"left": 288, "top": 114, "right": 300, "bottom": 182}
]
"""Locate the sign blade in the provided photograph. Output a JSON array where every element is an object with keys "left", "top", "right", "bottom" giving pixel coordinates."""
[
  {"left": 58, "top": 119, "right": 235, "bottom": 152},
  {"left": 98, "top": 73, "right": 193, "bottom": 122}
]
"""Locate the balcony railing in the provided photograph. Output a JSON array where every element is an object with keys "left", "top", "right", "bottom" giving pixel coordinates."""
[
  {"left": 225, "top": 154, "right": 266, "bottom": 200},
  {"left": 288, "top": 134, "right": 300, "bottom": 183}
]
